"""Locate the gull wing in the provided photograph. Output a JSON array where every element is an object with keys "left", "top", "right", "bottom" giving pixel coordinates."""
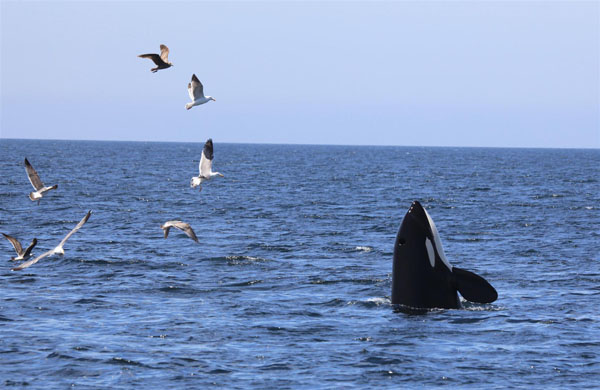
[
  {"left": 56, "top": 210, "right": 92, "bottom": 249},
  {"left": 162, "top": 220, "right": 180, "bottom": 238},
  {"left": 22, "top": 238, "right": 38, "bottom": 258},
  {"left": 24, "top": 158, "right": 44, "bottom": 191},
  {"left": 199, "top": 139, "right": 214, "bottom": 177},
  {"left": 189, "top": 74, "right": 205, "bottom": 100},
  {"left": 12, "top": 250, "right": 54, "bottom": 271},
  {"left": 2, "top": 233, "right": 23, "bottom": 256},
  {"left": 160, "top": 44, "right": 170, "bottom": 62},
  {"left": 162, "top": 225, "right": 171, "bottom": 238},
  {"left": 173, "top": 222, "right": 199, "bottom": 243},
  {"left": 138, "top": 53, "right": 165, "bottom": 66}
]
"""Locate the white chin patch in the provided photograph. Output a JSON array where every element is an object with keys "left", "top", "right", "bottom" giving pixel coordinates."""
[{"left": 425, "top": 238, "right": 435, "bottom": 268}]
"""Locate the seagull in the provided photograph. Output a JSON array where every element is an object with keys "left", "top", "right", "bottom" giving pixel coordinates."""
[
  {"left": 160, "top": 221, "right": 199, "bottom": 243},
  {"left": 12, "top": 210, "right": 92, "bottom": 271},
  {"left": 24, "top": 158, "right": 58, "bottom": 204},
  {"left": 185, "top": 74, "right": 215, "bottom": 110},
  {"left": 2, "top": 234, "right": 37, "bottom": 261},
  {"left": 138, "top": 44, "right": 173, "bottom": 73},
  {"left": 190, "top": 139, "right": 224, "bottom": 191}
]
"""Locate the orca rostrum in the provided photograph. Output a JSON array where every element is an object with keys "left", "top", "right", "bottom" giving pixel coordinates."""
[{"left": 391, "top": 201, "right": 498, "bottom": 309}]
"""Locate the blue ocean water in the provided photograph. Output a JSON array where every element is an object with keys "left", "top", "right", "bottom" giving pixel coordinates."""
[{"left": 0, "top": 139, "right": 598, "bottom": 389}]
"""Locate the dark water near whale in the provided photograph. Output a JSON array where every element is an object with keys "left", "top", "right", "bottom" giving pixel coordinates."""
[{"left": 0, "top": 139, "right": 598, "bottom": 389}]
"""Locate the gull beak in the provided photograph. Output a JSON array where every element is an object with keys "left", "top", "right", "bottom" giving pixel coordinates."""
[{"left": 219, "top": 173, "right": 224, "bottom": 177}]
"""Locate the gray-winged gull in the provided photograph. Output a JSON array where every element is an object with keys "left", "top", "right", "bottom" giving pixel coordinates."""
[
  {"left": 160, "top": 221, "right": 199, "bottom": 243},
  {"left": 2, "top": 234, "right": 37, "bottom": 261},
  {"left": 12, "top": 210, "right": 92, "bottom": 271},
  {"left": 25, "top": 158, "right": 58, "bottom": 203},
  {"left": 185, "top": 74, "right": 215, "bottom": 110},
  {"left": 190, "top": 139, "right": 224, "bottom": 191}
]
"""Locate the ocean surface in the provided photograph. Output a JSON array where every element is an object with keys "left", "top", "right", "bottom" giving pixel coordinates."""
[{"left": 0, "top": 139, "right": 598, "bottom": 389}]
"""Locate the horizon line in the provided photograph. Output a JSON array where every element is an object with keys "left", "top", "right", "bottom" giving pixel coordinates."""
[{"left": 0, "top": 136, "right": 598, "bottom": 151}]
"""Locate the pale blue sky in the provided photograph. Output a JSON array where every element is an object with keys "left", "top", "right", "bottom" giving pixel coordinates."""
[{"left": 1, "top": 1, "right": 598, "bottom": 147}]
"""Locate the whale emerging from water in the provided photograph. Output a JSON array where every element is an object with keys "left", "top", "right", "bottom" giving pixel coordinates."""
[{"left": 391, "top": 201, "right": 497, "bottom": 309}]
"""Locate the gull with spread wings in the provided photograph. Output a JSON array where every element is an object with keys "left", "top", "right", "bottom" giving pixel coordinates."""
[
  {"left": 24, "top": 158, "right": 58, "bottom": 204},
  {"left": 190, "top": 139, "right": 224, "bottom": 191},
  {"left": 2, "top": 234, "right": 37, "bottom": 261},
  {"left": 185, "top": 74, "right": 215, "bottom": 110},
  {"left": 161, "top": 221, "right": 199, "bottom": 243},
  {"left": 138, "top": 44, "right": 173, "bottom": 73},
  {"left": 12, "top": 211, "right": 92, "bottom": 271}
]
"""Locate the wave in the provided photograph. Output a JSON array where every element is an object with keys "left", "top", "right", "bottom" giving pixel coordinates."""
[
  {"left": 221, "top": 279, "right": 263, "bottom": 287},
  {"left": 108, "top": 356, "right": 150, "bottom": 368},
  {"left": 225, "top": 255, "right": 270, "bottom": 263}
]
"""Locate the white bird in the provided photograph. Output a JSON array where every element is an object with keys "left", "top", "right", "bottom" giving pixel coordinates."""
[
  {"left": 2, "top": 234, "right": 37, "bottom": 261},
  {"left": 160, "top": 221, "right": 199, "bottom": 243},
  {"left": 185, "top": 74, "right": 215, "bottom": 110},
  {"left": 138, "top": 44, "right": 173, "bottom": 73},
  {"left": 25, "top": 158, "right": 58, "bottom": 203},
  {"left": 12, "top": 210, "right": 92, "bottom": 271},
  {"left": 190, "top": 139, "right": 224, "bottom": 191}
]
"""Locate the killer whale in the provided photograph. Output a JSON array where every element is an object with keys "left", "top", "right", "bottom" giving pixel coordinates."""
[{"left": 391, "top": 201, "right": 497, "bottom": 309}]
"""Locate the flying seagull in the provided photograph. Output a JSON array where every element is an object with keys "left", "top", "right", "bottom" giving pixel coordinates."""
[
  {"left": 190, "top": 139, "right": 224, "bottom": 191},
  {"left": 160, "top": 221, "right": 199, "bottom": 243},
  {"left": 138, "top": 44, "right": 173, "bottom": 73},
  {"left": 24, "top": 158, "right": 58, "bottom": 204},
  {"left": 185, "top": 74, "right": 215, "bottom": 110},
  {"left": 12, "top": 210, "right": 92, "bottom": 271},
  {"left": 2, "top": 234, "right": 37, "bottom": 261}
]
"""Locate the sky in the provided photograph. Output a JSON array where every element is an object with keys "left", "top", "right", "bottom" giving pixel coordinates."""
[{"left": 1, "top": 1, "right": 598, "bottom": 148}]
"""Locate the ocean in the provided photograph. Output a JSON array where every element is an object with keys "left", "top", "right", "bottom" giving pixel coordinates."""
[{"left": 0, "top": 139, "right": 598, "bottom": 389}]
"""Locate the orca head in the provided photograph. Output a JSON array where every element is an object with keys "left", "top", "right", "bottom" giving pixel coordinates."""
[
  {"left": 392, "top": 201, "right": 498, "bottom": 308},
  {"left": 396, "top": 201, "right": 452, "bottom": 271},
  {"left": 405, "top": 201, "right": 434, "bottom": 239}
]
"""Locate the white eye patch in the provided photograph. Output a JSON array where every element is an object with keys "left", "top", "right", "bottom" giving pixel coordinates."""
[
  {"left": 424, "top": 208, "right": 453, "bottom": 271},
  {"left": 425, "top": 238, "right": 435, "bottom": 268}
]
